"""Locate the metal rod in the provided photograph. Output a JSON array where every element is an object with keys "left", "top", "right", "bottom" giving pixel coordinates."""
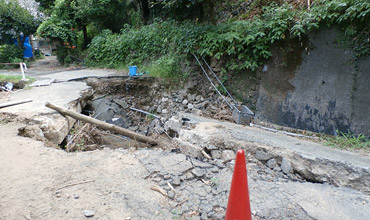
[
  {"left": 200, "top": 56, "right": 238, "bottom": 106},
  {"left": 129, "top": 107, "right": 161, "bottom": 119},
  {"left": 193, "top": 53, "right": 233, "bottom": 110}
]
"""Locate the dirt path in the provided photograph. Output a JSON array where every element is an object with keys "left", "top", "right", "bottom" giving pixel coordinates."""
[{"left": 0, "top": 120, "right": 172, "bottom": 220}]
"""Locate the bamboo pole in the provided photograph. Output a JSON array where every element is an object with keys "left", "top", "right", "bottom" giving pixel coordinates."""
[{"left": 45, "top": 102, "right": 158, "bottom": 145}]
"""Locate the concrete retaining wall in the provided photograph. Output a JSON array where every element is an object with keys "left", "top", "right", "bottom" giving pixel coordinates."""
[{"left": 255, "top": 28, "right": 370, "bottom": 136}]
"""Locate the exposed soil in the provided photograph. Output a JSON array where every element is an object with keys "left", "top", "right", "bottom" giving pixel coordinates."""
[{"left": 1, "top": 57, "right": 370, "bottom": 220}]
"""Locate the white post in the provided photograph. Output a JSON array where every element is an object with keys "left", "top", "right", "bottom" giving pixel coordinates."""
[{"left": 20, "top": 63, "right": 26, "bottom": 80}]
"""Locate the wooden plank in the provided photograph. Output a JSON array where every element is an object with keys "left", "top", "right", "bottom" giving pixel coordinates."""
[{"left": 0, "top": 99, "right": 33, "bottom": 109}]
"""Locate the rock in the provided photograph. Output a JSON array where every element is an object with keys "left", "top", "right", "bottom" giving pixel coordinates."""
[
  {"left": 200, "top": 212, "right": 208, "bottom": 220},
  {"left": 192, "top": 168, "right": 206, "bottom": 178},
  {"left": 148, "top": 106, "right": 156, "bottom": 113},
  {"left": 207, "top": 145, "right": 218, "bottom": 150},
  {"left": 255, "top": 150, "right": 273, "bottom": 161},
  {"left": 195, "top": 95, "right": 203, "bottom": 102},
  {"left": 163, "top": 175, "right": 171, "bottom": 180},
  {"left": 84, "top": 210, "right": 95, "bottom": 217},
  {"left": 128, "top": 126, "right": 138, "bottom": 131},
  {"left": 192, "top": 160, "right": 213, "bottom": 168},
  {"left": 210, "top": 167, "right": 219, "bottom": 173},
  {"left": 182, "top": 99, "right": 188, "bottom": 105},
  {"left": 161, "top": 109, "right": 168, "bottom": 114},
  {"left": 168, "top": 191, "right": 175, "bottom": 199},
  {"left": 164, "top": 117, "right": 182, "bottom": 134},
  {"left": 106, "top": 117, "right": 128, "bottom": 128},
  {"left": 114, "top": 99, "right": 129, "bottom": 109},
  {"left": 162, "top": 97, "right": 169, "bottom": 102},
  {"left": 184, "top": 172, "right": 195, "bottom": 180},
  {"left": 281, "top": 158, "right": 293, "bottom": 174},
  {"left": 211, "top": 150, "right": 221, "bottom": 159},
  {"left": 156, "top": 106, "right": 162, "bottom": 114},
  {"left": 195, "top": 101, "right": 208, "bottom": 109},
  {"left": 18, "top": 125, "right": 45, "bottom": 141},
  {"left": 172, "top": 177, "right": 181, "bottom": 186},
  {"left": 74, "top": 195, "right": 80, "bottom": 199},
  {"left": 187, "top": 94, "right": 195, "bottom": 101},
  {"left": 176, "top": 97, "right": 184, "bottom": 103},
  {"left": 187, "top": 103, "right": 194, "bottom": 110},
  {"left": 221, "top": 150, "right": 235, "bottom": 162},
  {"left": 267, "top": 158, "right": 277, "bottom": 169}
]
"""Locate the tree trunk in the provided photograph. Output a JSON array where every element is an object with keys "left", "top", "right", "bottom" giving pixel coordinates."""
[
  {"left": 82, "top": 25, "right": 88, "bottom": 49},
  {"left": 140, "top": 0, "right": 150, "bottom": 24}
]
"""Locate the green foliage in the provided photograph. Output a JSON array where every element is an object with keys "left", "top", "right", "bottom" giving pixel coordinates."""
[
  {"left": 35, "top": 0, "right": 55, "bottom": 15},
  {"left": 0, "top": 45, "right": 23, "bottom": 63},
  {"left": 85, "top": 0, "right": 370, "bottom": 78},
  {"left": 294, "top": 0, "right": 370, "bottom": 57},
  {"left": 0, "top": 74, "right": 36, "bottom": 84},
  {"left": 145, "top": 54, "right": 182, "bottom": 79},
  {"left": 74, "top": 0, "right": 131, "bottom": 33},
  {"left": 324, "top": 130, "right": 370, "bottom": 149},
  {"left": 37, "top": 0, "right": 77, "bottom": 43},
  {"left": 0, "top": 0, "right": 40, "bottom": 45}
]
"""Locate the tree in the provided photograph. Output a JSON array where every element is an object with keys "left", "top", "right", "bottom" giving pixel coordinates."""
[
  {"left": 0, "top": 0, "right": 40, "bottom": 48},
  {"left": 73, "top": 0, "right": 130, "bottom": 47},
  {"left": 35, "top": 0, "right": 55, "bottom": 15},
  {"left": 38, "top": 0, "right": 132, "bottom": 49}
]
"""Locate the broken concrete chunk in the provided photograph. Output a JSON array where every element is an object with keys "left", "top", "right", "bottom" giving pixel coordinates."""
[
  {"left": 172, "top": 177, "right": 181, "bottom": 186},
  {"left": 266, "top": 158, "right": 277, "bottom": 169},
  {"left": 192, "top": 167, "right": 206, "bottom": 178},
  {"left": 164, "top": 117, "right": 182, "bottom": 134},
  {"left": 255, "top": 150, "right": 273, "bottom": 161},
  {"left": 281, "top": 158, "right": 293, "bottom": 174},
  {"left": 18, "top": 125, "right": 45, "bottom": 141},
  {"left": 114, "top": 99, "right": 129, "bottom": 109},
  {"left": 221, "top": 150, "right": 236, "bottom": 162},
  {"left": 211, "top": 150, "right": 221, "bottom": 159}
]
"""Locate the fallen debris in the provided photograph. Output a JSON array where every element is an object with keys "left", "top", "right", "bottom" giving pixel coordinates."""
[
  {"left": 0, "top": 99, "right": 33, "bottom": 109},
  {"left": 151, "top": 186, "right": 168, "bottom": 197},
  {"left": 56, "top": 180, "right": 96, "bottom": 191},
  {"left": 45, "top": 102, "right": 158, "bottom": 145},
  {"left": 130, "top": 107, "right": 161, "bottom": 119},
  {"left": 84, "top": 210, "right": 95, "bottom": 218}
]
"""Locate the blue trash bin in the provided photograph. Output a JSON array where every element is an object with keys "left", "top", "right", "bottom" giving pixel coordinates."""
[{"left": 129, "top": 66, "right": 137, "bottom": 76}]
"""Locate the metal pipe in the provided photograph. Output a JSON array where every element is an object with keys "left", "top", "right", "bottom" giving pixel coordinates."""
[
  {"left": 129, "top": 107, "right": 161, "bottom": 119},
  {"left": 200, "top": 56, "right": 238, "bottom": 105},
  {"left": 193, "top": 53, "right": 233, "bottom": 110}
]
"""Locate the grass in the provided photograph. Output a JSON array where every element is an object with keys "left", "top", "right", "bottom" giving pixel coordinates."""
[
  {"left": 323, "top": 130, "right": 370, "bottom": 149},
  {"left": 0, "top": 74, "right": 36, "bottom": 84}
]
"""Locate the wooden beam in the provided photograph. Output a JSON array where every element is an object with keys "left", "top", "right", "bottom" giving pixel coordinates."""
[
  {"left": 45, "top": 102, "right": 158, "bottom": 146},
  {"left": 0, "top": 99, "right": 33, "bottom": 109}
]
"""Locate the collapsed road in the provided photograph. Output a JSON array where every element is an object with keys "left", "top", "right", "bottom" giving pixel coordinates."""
[{"left": 0, "top": 62, "right": 369, "bottom": 220}]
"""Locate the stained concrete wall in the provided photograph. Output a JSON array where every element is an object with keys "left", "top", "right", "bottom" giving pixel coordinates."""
[{"left": 256, "top": 28, "right": 370, "bottom": 136}]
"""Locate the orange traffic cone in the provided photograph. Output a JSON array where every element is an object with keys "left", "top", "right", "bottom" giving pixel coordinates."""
[{"left": 225, "top": 149, "right": 252, "bottom": 220}]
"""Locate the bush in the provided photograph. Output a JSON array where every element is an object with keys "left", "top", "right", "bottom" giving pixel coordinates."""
[
  {"left": 146, "top": 54, "right": 182, "bottom": 79},
  {"left": 0, "top": 44, "right": 23, "bottom": 63},
  {"left": 86, "top": 0, "right": 370, "bottom": 77}
]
